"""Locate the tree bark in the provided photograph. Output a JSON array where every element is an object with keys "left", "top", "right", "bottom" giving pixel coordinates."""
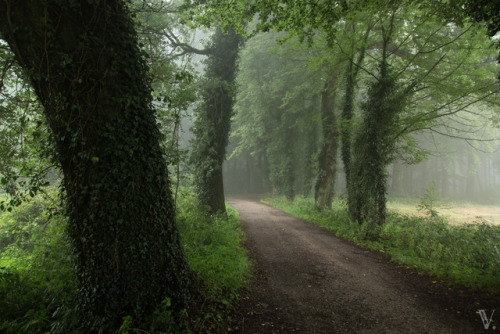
[
  {"left": 192, "top": 26, "right": 243, "bottom": 214},
  {"left": 348, "top": 13, "right": 399, "bottom": 227},
  {"left": 0, "top": 1, "right": 191, "bottom": 330},
  {"left": 315, "top": 73, "right": 339, "bottom": 210}
]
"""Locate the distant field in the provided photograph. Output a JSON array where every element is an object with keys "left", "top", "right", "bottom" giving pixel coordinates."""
[{"left": 387, "top": 199, "right": 500, "bottom": 226}]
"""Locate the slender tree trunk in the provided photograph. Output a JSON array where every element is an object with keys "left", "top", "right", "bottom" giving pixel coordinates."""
[
  {"left": 341, "top": 64, "right": 355, "bottom": 192},
  {"left": 0, "top": 1, "right": 191, "bottom": 330},
  {"left": 315, "top": 74, "right": 339, "bottom": 210},
  {"left": 303, "top": 100, "right": 319, "bottom": 197}
]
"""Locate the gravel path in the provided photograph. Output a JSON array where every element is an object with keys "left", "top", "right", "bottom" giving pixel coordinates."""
[{"left": 228, "top": 197, "right": 497, "bottom": 333}]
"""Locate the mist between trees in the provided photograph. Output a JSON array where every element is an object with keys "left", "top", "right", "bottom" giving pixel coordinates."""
[
  {"left": 0, "top": 0, "right": 499, "bottom": 332},
  {"left": 224, "top": 8, "right": 500, "bottom": 222}
]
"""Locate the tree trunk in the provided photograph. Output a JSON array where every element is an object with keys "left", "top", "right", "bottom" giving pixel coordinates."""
[
  {"left": 341, "top": 22, "right": 370, "bottom": 202},
  {"left": 192, "top": 26, "right": 243, "bottom": 214},
  {"left": 341, "top": 61, "right": 355, "bottom": 192},
  {"left": 315, "top": 74, "right": 339, "bottom": 210},
  {"left": 0, "top": 1, "right": 191, "bottom": 331},
  {"left": 302, "top": 101, "right": 319, "bottom": 197},
  {"left": 348, "top": 14, "right": 400, "bottom": 227}
]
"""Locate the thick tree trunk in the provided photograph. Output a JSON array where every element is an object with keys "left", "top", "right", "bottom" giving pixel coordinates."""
[
  {"left": 348, "top": 14, "right": 399, "bottom": 227},
  {"left": 315, "top": 74, "right": 339, "bottom": 210},
  {"left": 341, "top": 22, "right": 370, "bottom": 203},
  {"left": 192, "top": 26, "right": 243, "bottom": 214},
  {"left": 0, "top": 1, "right": 191, "bottom": 331}
]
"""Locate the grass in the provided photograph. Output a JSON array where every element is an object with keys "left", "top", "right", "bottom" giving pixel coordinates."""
[
  {"left": 0, "top": 188, "right": 252, "bottom": 333},
  {"left": 387, "top": 197, "right": 500, "bottom": 226},
  {"left": 263, "top": 195, "right": 500, "bottom": 295},
  {"left": 175, "top": 189, "right": 252, "bottom": 332},
  {"left": 176, "top": 190, "right": 251, "bottom": 298}
]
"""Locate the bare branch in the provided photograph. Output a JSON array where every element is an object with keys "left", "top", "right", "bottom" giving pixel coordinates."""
[{"left": 163, "top": 27, "right": 214, "bottom": 56}]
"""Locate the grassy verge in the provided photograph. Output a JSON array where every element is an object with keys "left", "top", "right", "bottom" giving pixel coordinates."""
[
  {"left": 0, "top": 188, "right": 251, "bottom": 333},
  {"left": 176, "top": 189, "right": 252, "bottom": 332},
  {"left": 263, "top": 195, "right": 500, "bottom": 295}
]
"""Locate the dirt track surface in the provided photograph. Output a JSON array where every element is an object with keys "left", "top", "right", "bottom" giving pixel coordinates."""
[{"left": 228, "top": 197, "right": 498, "bottom": 333}]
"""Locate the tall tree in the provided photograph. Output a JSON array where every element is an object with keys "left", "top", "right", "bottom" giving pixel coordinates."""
[
  {"left": 314, "top": 72, "right": 340, "bottom": 210},
  {"left": 0, "top": 1, "right": 191, "bottom": 331},
  {"left": 348, "top": 11, "right": 402, "bottom": 227},
  {"left": 191, "top": 26, "right": 243, "bottom": 214}
]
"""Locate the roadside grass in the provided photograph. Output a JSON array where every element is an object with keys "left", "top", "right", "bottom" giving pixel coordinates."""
[
  {"left": 263, "top": 196, "right": 500, "bottom": 295},
  {"left": 175, "top": 189, "right": 252, "bottom": 332},
  {"left": 0, "top": 188, "right": 251, "bottom": 333}
]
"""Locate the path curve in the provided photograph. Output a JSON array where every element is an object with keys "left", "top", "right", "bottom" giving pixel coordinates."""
[{"left": 228, "top": 197, "right": 494, "bottom": 333}]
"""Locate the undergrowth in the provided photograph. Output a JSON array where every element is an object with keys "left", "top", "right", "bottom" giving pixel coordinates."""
[
  {"left": 0, "top": 188, "right": 251, "bottom": 333},
  {"left": 0, "top": 189, "right": 76, "bottom": 334},
  {"left": 264, "top": 195, "right": 500, "bottom": 295},
  {"left": 175, "top": 189, "right": 252, "bottom": 333}
]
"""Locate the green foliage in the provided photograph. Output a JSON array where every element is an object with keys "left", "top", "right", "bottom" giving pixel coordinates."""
[
  {"left": 265, "top": 195, "right": 500, "bottom": 294},
  {"left": 132, "top": 0, "right": 198, "bottom": 175},
  {"left": 0, "top": 44, "right": 58, "bottom": 211},
  {"left": 1, "top": 1, "right": 194, "bottom": 331},
  {"left": 0, "top": 188, "right": 252, "bottom": 333},
  {"left": 229, "top": 31, "right": 323, "bottom": 198},
  {"left": 416, "top": 182, "right": 441, "bottom": 218},
  {"left": 381, "top": 215, "right": 500, "bottom": 293},
  {"left": 0, "top": 190, "right": 76, "bottom": 334},
  {"left": 176, "top": 189, "right": 251, "bottom": 299}
]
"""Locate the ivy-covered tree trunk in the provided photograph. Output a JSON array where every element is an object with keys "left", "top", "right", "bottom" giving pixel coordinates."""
[
  {"left": 348, "top": 15, "right": 403, "bottom": 227},
  {"left": 341, "top": 22, "right": 370, "bottom": 203},
  {"left": 191, "top": 26, "right": 243, "bottom": 214},
  {"left": 0, "top": 1, "right": 191, "bottom": 331},
  {"left": 314, "top": 74, "right": 339, "bottom": 210}
]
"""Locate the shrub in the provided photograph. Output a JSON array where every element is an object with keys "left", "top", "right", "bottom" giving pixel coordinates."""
[
  {"left": 176, "top": 189, "right": 251, "bottom": 298},
  {"left": 0, "top": 190, "right": 76, "bottom": 333}
]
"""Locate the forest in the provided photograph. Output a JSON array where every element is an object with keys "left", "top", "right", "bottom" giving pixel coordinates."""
[{"left": 0, "top": 0, "right": 499, "bottom": 333}]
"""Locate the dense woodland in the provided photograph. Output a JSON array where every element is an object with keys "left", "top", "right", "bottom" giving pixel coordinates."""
[{"left": 0, "top": 0, "right": 499, "bottom": 332}]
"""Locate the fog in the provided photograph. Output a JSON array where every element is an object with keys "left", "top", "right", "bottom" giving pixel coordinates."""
[{"left": 220, "top": 26, "right": 500, "bottom": 206}]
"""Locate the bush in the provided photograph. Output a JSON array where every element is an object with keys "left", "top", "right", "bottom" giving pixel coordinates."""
[
  {"left": 176, "top": 189, "right": 251, "bottom": 298},
  {"left": 0, "top": 188, "right": 252, "bottom": 333},
  {"left": 0, "top": 190, "right": 76, "bottom": 333}
]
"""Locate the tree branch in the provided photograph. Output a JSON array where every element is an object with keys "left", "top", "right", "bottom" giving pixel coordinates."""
[{"left": 163, "top": 27, "right": 214, "bottom": 56}]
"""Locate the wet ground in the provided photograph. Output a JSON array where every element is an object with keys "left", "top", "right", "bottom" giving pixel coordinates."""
[{"left": 228, "top": 197, "right": 498, "bottom": 333}]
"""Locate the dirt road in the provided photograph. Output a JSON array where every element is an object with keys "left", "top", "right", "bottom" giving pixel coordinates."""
[{"left": 228, "top": 197, "right": 497, "bottom": 333}]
